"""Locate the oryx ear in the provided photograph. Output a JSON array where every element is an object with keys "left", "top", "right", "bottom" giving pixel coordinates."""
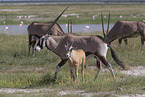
[
  {"left": 70, "top": 42, "right": 74, "bottom": 47},
  {"left": 66, "top": 42, "right": 69, "bottom": 46},
  {"left": 64, "top": 44, "right": 67, "bottom": 50}
]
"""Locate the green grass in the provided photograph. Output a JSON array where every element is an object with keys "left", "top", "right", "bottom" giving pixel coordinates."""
[
  {"left": 0, "top": 33, "right": 144, "bottom": 97},
  {"left": 0, "top": 4, "right": 145, "bottom": 25}
]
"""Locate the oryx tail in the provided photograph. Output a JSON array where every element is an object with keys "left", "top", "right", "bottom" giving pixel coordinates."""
[{"left": 109, "top": 45, "right": 125, "bottom": 69}]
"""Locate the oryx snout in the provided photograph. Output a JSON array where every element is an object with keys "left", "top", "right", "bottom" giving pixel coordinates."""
[{"left": 35, "top": 46, "right": 41, "bottom": 52}]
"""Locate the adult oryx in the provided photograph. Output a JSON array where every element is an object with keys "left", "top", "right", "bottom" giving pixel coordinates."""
[
  {"left": 35, "top": 34, "right": 126, "bottom": 81},
  {"left": 28, "top": 5, "right": 71, "bottom": 56},
  {"left": 101, "top": 13, "right": 145, "bottom": 48}
]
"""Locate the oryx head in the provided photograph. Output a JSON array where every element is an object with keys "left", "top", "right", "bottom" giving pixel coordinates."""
[
  {"left": 35, "top": 6, "right": 70, "bottom": 52},
  {"left": 35, "top": 35, "right": 48, "bottom": 51},
  {"left": 65, "top": 42, "right": 76, "bottom": 58},
  {"left": 101, "top": 12, "right": 110, "bottom": 44}
]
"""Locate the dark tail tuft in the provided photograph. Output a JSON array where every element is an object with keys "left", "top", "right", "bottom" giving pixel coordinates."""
[{"left": 109, "top": 45, "right": 126, "bottom": 70}]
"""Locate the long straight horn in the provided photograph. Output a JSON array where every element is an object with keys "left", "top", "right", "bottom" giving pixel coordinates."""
[
  {"left": 68, "top": 18, "right": 70, "bottom": 33},
  {"left": 45, "top": 5, "right": 70, "bottom": 35},
  {"left": 106, "top": 11, "right": 110, "bottom": 34},
  {"left": 70, "top": 19, "right": 72, "bottom": 33},
  {"left": 101, "top": 12, "right": 105, "bottom": 38}
]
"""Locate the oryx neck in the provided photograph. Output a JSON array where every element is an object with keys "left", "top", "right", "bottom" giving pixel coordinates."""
[
  {"left": 106, "top": 33, "right": 114, "bottom": 43},
  {"left": 48, "top": 37, "right": 58, "bottom": 50},
  {"left": 105, "top": 35, "right": 110, "bottom": 42}
]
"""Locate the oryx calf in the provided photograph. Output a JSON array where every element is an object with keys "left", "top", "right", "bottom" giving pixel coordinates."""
[{"left": 65, "top": 43, "right": 86, "bottom": 82}]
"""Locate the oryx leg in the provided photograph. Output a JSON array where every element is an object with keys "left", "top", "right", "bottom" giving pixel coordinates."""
[
  {"left": 140, "top": 37, "right": 144, "bottom": 49},
  {"left": 94, "top": 56, "right": 102, "bottom": 81},
  {"left": 31, "top": 36, "right": 36, "bottom": 56},
  {"left": 118, "top": 39, "right": 122, "bottom": 47},
  {"left": 140, "top": 34, "right": 144, "bottom": 49},
  {"left": 28, "top": 35, "right": 32, "bottom": 56},
  {"left": 32, "top": 41, "right": 36, "bottom": 56},
  {"left": 140, "top": 30, "right": 145, "bottom": 49},
  {"left": 53, "top": 59, "right": 68, "bottom": 81},
  {"left": 70, "top": 66, "right": 75, "bottom": 82},
  {"left": 75, "top": 64, "right": 79, "bottom": 82},
  {"left": 98, "top": 55, "right": 115, "bottom": 80},
  {"left": 68, "top": 60, "right": 75, "bottom": 82},
  {"left": 85, "top": 52, "right": 93, "bottom": 69},
  {"left": 28, "top": 44, "right": 31, "bottom": 56},
  {"left": 81, "top": 58, "right": 85, "bottom": 81},
  {"left": 72, "top": 67, "right": 75, "bottom": 82},
  {"left": 124, "top": 38, "right": 128, "bottom": 45}
]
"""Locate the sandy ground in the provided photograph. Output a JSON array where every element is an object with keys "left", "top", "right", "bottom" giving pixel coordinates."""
[
  {"left": 120, "top": 66, "right": 145, "bottom": 76},
  {"left": 0, "top": 88, "right": 144, "bottom": 97}
]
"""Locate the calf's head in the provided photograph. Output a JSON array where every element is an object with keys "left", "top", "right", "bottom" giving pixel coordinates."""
[{"left": 65, "top": 43, "right": 76, "bottom": 58}]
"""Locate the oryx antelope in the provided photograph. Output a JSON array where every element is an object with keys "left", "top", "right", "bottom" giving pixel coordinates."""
[
  {"left": 65, "top": 43, "right": 86, "bottom": 82},
  {"left": 35, "top": 34, "right": 125, "bottom": 81},
  {"left": 28, "top": 5, "right": 70, "bottom": 56},
  {"left": 27, "top": 22, "right": 64, "bottom": 56},
  {"left": 101, "top": 13, "right": 145, "bottom": 48}
]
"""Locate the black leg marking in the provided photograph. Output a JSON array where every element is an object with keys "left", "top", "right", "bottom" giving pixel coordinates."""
[
  {"left": 94, "top": 56, "right": 102, "bottom": 81},
  {"left": 53, "top": 59, "right": 68, "bottom": 81}
]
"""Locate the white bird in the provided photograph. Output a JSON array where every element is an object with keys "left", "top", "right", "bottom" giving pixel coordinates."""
[
  {"left": 5, "top": 27, "right": 8, "bottom": 31},
  {"left": 120, "top": 15, "right": 123, "bottom": 18},
  {"left": 85, "top": 25, "right": 89, "bottom": 29},
  {"left": 21, "top": 21, "right": 23, "bottom": 24},
  {"left": 28, "top": 16, "right": 31, "bottom": 19},
  {"left": 3, "top": 21, "right": 6, "bottom": 25},
  {"left": 19, "top": 24, "right": 23, "bottom": 28}
]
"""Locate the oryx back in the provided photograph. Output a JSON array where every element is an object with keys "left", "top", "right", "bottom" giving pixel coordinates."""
[
  {"left": 28, "top": 22, "right": 64, "bottom": 37},
  {"left": 48, "top": 34, "right": 108, "bottom": 59}
]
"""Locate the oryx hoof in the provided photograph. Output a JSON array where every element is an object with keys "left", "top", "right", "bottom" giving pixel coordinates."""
[{"left": 52, "top": 78, "right": 56, "bottom": 82}]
